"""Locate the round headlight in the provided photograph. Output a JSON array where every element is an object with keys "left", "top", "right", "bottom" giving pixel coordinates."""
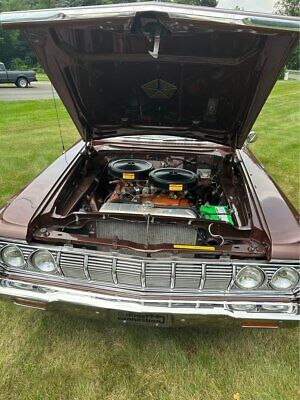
[
  {"left": 235, "top": 266, "right": 265, "bottom": 290},
  {"left": 1, "top": 245, "right": 25, "bottom": 268},
  {"left": 270, "top": 267, "right": 299, "bottom": 290},
  {"left": 230, "top": 304, "right": 256, "bottom": 312},
  {"left": 31, "top": 250, "right": 57, "bottom": 273}
]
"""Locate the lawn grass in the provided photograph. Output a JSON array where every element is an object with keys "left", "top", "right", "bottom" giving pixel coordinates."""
[
  {"left": 0, "top": 100, "right": 77, "bottom": 205},
  {"left": 36, "top": 73, "right": 50, "bottom": 82},
  {"left": 0, "top": 81, "right": 299, "bottom": 400},
  {"left": 251, "top": 81, "right": 300, "bottom": 209}
]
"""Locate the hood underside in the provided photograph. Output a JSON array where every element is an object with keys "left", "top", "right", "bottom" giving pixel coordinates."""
[{"left": 1, "top": 2, "right": 299, "bottom": 147}]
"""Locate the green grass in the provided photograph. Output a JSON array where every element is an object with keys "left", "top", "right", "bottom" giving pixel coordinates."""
[
  {"left": 0, "top": 81, "right": 299, "bottom": 400},
  {"left": 0, "top": 100, "right": 77, "bottom": 205},
  {"left": 251, "top": 81, "right": 300, "bottom": 209},
  {"left": 36, "top": 73, "right": 50, "bottom": 82}
]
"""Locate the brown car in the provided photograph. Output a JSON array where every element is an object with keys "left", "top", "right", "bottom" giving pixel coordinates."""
[{"left": 0, "top": 3, "right": 299, "bottom": 328}]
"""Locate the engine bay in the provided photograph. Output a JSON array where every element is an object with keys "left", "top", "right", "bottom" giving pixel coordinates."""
[
  {"left": 32, "top": 147, "right": 267, "bottom": 258},
  {"left": 99, "top": 157, "right": 232, "bottom": 225}
]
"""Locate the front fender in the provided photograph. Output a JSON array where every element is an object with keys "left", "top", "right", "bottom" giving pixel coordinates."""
[{"left": 237, "top": 148, "right": 299, "bottom": 260}]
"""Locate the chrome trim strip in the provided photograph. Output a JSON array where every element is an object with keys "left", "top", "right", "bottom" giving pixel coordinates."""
[
  {"left": 199, "top": 263, "right": 206, "bottom": 290},
  {"left": 0, "top": 278, "right": 298, "bottom": 321},
  {"left": 111, "top": 258, "right": 118, "bottom": 285},
  {"left": 229, "top": 264, "right": 237, "bottom": 290},
  {"left": 83, "top": 255, "right": 90, "bottom": 281},
  {"left": 1, "top": 2, "right": 299, "bottom": 32},
  {"left": 56, "top": 251, "right": 64, "bottom": 277},
  {"left": 170, "top": 262, "right": 176, "bottom": 290},
  {"left": 141, "top": 261, "right": 146, "bottom": 288}
]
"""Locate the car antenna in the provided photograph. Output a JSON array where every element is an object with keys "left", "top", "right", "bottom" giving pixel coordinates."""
[{"left": 51, "top": 83, "right": 68, "bottom": 164}]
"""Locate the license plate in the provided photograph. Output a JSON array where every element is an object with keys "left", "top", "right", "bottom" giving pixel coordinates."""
[{"left": 116, "top": 311, "right": 169, "bottom": 327}]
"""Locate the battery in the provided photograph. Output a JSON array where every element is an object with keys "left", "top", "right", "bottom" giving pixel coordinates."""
[{"left": 199, "top": 205, "right": 234, "bottom": 225}]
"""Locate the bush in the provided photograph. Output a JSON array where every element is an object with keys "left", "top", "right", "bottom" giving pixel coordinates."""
[
  {"left": 8, "top": 57, "right": 44, "bottom": 73},
  {"left": 287, "top": 44, "right": 300, "bottom": 70},
  {"left": 9, "top": 57, "right": 28, "bottom": 70},
  {"left": 278, "top": 66, "right": 287, "bottom": 80},
  {"left": 32, "top": 65, "right": 45, "bottom": 73}
]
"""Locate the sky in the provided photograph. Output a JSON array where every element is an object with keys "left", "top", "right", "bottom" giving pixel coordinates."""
[{"left": 217, "top": 0, "right": 277, "bottom": 13}]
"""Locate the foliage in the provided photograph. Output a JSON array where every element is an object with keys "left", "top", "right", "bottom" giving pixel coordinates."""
[
  {"left": 278, "top": 66, "right": 287, "bottom": 80},
  {"left": 287, "top": 44, "right": 300, "bottom": 70},
  {"left": 275, "top": 0, "right": 300, "bottom": 16},
  {"left": 9, "top": 57, "right": 27, "bottom": 70},
  {"left": 179, "top": 0, "right": 217, "bottom": 5},
  {"left": 275, "top": 0, "right": 300, "bottom": 70}
]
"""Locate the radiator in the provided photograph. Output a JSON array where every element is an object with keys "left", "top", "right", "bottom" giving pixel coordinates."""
[{"left": 96, "top": 218, "right": 198, "bottom": 254}]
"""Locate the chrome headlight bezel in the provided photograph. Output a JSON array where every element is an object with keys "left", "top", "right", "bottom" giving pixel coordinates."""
[
  {"left": 29, "top": 249, "right": 58, "bottom": 274},
  {"left": 260, "top": 304, "right": 294, "bottom": 313},
  {"left": 235, "top": 266, "right": 266, "bottom": 290},
  {"left": 229, "top": 303, "right": 257, "bottom": 312},
  {"left": 270, "top": 267, "right": 299, "bottom": 291},
  {"left": 0, "top": 245, "right": 25, "bottom": 269}
]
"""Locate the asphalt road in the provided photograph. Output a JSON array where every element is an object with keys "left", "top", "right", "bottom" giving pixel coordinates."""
[
  {"left": 289, "top": 73, "right": 300, "bottom": 81},
  {"left": 0, "top": 81, "right": 58, "bottom": 101}
]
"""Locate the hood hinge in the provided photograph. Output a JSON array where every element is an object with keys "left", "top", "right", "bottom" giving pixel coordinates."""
[{"left": 231, "top": 121, "right": 242, "bottom": 154}]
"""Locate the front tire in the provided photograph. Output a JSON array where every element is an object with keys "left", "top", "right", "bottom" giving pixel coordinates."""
[{"left": 16, "top": 77, "right": 29, "bottom": 88}]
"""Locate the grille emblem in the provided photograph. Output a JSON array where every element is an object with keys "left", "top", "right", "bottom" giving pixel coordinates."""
[{"left": 141, "top": 78, "right": 177, "bottom": 100}]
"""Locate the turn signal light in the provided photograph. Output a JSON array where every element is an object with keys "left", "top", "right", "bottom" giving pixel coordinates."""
[
  {"left": 14, "top": 299, "right": 46, "bottom": 310},
  {"left": 240, "top": 321, "right": 279, "bottom": 329}
]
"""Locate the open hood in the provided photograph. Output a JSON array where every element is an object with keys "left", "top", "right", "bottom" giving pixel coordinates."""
[{"left": 1, "top": 2, "right": 299, "bottom": 148}]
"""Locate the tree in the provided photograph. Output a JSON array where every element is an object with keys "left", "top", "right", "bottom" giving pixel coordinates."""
[
  {"left": 275, "top": 0, "right": 300, "bottom": 16},
  {"left": 275, "top": 0, "right": 300, "bottom": 70},
  {"left": 179, "top": 0, "right": 217, "bottom": 6}
]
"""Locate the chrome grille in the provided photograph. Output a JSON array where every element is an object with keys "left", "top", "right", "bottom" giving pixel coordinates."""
[
  {"left": 174, "top": 263, "right": 202, "bottom": 289},
  {"left": 0, "top": 241, "right": 299, "bottom": 293},
  {"left": 59, "top": 253, "right": 86, "bottom": 280},
  {"left": 116, "top": 259, "right": 142, "bottom": 287},
  {"left": 88, "top": 255, "right": 114, "bottom": 284},
  {"left": 146, "top": 261, "right": 173, "bottom": 289},
  {"left": 56, "top": 253, "right": 235, "bottom": 291},
  {"left": 204, "top": 264, "right": 232, "bottom": 290}
]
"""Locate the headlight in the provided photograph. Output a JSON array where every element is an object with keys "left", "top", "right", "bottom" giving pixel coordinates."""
[
  {"left": 270, "top": 267, "right": 299, "bottom": 290},
  {"left": 235, "top": 266, "right": 265, "bottom": 289},
  {"left": 31, "top": 250, "right": 57, "bottom": 273},
  {"left": 230, "top": 304, "right": 257, "bottom": 312},
  {"left": 1, "top": 245, "right": 25, "bottom": 268}
]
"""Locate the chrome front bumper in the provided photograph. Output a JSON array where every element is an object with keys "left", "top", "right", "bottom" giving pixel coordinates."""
[{"left": 0, "top": 277, "right": 299, "bottom": 328}]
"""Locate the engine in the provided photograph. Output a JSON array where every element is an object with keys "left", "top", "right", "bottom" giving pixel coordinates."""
[
  {"left": 93, "top": 157, "right": 232, "bottom": 254},
  {"left": 100, "top": 159, "right": 198, "bottom": 218}
]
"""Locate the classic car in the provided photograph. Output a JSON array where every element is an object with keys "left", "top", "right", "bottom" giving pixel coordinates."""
[
  {"left": 0, "top": 62, "right": 37, "bottom": 87},
  {"left": 0, "top": 2, "right": 299, "bottom": 328}
]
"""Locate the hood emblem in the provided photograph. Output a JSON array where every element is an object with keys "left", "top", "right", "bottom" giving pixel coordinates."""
[{"left": 141, "top": 79, "right": 177, "bottom": 100}]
